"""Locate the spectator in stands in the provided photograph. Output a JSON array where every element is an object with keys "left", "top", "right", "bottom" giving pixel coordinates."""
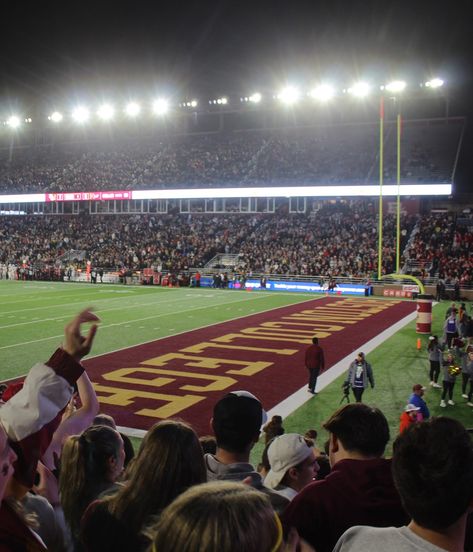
[
  {"left": 147, "top": 481, "right": 290, "bottom": 552},
  {"left": 264, "top": 434, "right": 319, "bottom": 501},
  {"left": 80, "top": 419, "right": 206, "bottom": 552},
  {"left": 262, "top": 414, "right": 285, "bottom": 444},
  {"left": 344, "top": 352, "right": 374, "bottom": 403},
  {"left": 0, "top": 309, "right": 99, "bottom": 551},
  {"left": 59, "top": 424, "right": 125, "bottom": 546},
  {"left": 282, "top": 403, "right": 408, "bottom": 552},
  {"left": 333, "top": 417, "right": 473, "bottom": 552},
  {"left": 407, "top": 383, "right": 430, "bottom": 419},
  {"left": 205, "top": 390, "right": 289, "bottom": 512}
]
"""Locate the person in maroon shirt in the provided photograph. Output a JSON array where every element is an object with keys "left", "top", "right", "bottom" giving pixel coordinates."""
[{"left": 305, "top": 337, "right": 325, "bottom": 394}]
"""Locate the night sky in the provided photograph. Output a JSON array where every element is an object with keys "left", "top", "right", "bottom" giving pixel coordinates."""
[{"left": 0, "top": 0, "right": 471, "bottom": 191}]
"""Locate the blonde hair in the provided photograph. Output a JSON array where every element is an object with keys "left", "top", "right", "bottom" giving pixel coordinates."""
[{"left": 148, "top": 481, "right": 281, "bottom": 552}]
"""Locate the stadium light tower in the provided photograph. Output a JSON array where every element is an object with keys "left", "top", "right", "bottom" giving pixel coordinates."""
[
  {"left": 309, "top": 84, "right": 335, "bottom": 102},
  {"left": 348, "top": 82, "right": 370, "bottom": 98},
  {"left": 72, "top": 106, "right": 90, "bottom": 123},
  {"left": 97, "top": 104, "right": 115, "bottom": 121},
  {"left": 49, "top": 111, "right": 63, "bottom": 123},
  {"left": 125, "top": 102, "right": 141, "bottom": 117},
  {"left": 278, "top": 86, "right": 300, "bottom": 105},
  {"left": 152, "top": 98, "right": 169, "bottom": 115},
  {"left": 7, "top": 115, "right": 21, "bottom": 128}
]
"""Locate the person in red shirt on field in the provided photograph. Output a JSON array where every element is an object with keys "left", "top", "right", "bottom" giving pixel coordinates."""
[
  {"left": 399, "top": 403, "right": 422, "bottom": 434},
  {"left": 305, "top": 337, "right": 325, "bottom": 395}
]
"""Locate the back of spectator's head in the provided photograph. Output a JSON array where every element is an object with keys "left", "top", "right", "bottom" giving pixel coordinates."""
[
  {"left": 92, "top": 413, "right": 117, "bottom": 429},
  {"left": 323, "top": 403, "right": 389, "bottom": 457},
  {"left": 199, "top": 435, "right": 217, "bottom": 455},
  {"left": 269, "top": 415, "right": 283, "bottom": 425},
  {"left": 392, "top": 417, "right": 473, "bottom": 530},
  {"left": 212, "top": 391, "right": 267, "bottom": 454},
  {"left": 108, "top": 419, "right": 206, "bottom": 534},
  {"left": 148, "top": 481, "right": 281, "bottom": 552},
  {"left": 304, "top": 429, "right": 318, "bottom": 441}
]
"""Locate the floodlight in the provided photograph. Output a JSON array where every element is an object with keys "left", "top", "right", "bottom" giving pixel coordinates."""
[
  {"left": 152, "top": 98, "right": 169, "bottom": 115},
  {"left": 190, "top": 100, "right": 198, "bottom": 107},
  {"left": 97, "top": 104, "right": 115, "bottom": 121},
  {"left": 49, "top": 111, "right": 63, "bottom": 123},
  {"left": 72, "top": 106, "right": 90, "bottom": 123},
  {"left": 348, "top": 82, "right": 370, "bottom": 97},
  {"left": 425, "top": 78, "right": 444, "bottom": 89},
  {"left": 309, "top": 84, "right": 335, "bottom": 101},
  {"left": 385, "top": 80, "right": 406, "bottom": 93},
  {"left": 7, "top": 115, "right": 21, "bottom": 128},
  {"left": 278, "top": 86, "right": 300, "bottom": 104},
  {"left": 220, "top": 97, "right": 228, "bottom": 105},
  {"left": 125, "top": 102, "right": 141, "bottom": 117},
  {"left": 249, "top": 92, "right": 262, "bottom": 103}
]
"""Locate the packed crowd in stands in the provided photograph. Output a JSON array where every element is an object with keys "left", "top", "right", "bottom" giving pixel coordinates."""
[
  {"left": 0, "top": 120, "right": 462, "bottom": 194},
  {"left": 403, "top": 212, "right": 473, "bottom": 287},
  {"left": 0, "top": 203, "right": 420, "bottom": 280},
  {"left": 1, "top": 309, "right": 473, "bottom": 551}
]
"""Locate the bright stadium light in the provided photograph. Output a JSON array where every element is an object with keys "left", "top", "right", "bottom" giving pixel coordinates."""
[
  {"left": 385, "top": 80, "right": 406, "bottom": 93},
  {"left": 152, "top": 98, "right": 169, "bottom": 115},
  {"left": 125, "top": 102, "right": 141, "bottom": 117},
  {"left": 249, "top": 92, "right": 262, "bottom": 103},
  {"left": 97, "top": 104, "right": 115, "bottom": 121},
  {"left": 309, "top": 84, "right": 335, "bottom": 102},
  {"left": 7, "top": 115, "right": 21, "bottom": 128},
  {"left": 425, "top": 78, "right": 444, "bottom": 89},
  {"left": 49, "top": 111, "right": 63, "bottom": 123},
  {"left": 278, "top": 86, "right": 300, "bottom": 105},
  {"left": 348, "top": 82, "right": 371, "bottom": 98},
  {"left": 72, "top": 106, "right": 90, "bottom": 123}
]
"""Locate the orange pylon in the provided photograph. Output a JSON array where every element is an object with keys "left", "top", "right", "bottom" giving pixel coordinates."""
[{"left": 416, "top": 338, "right": 421, "bottom": 350}]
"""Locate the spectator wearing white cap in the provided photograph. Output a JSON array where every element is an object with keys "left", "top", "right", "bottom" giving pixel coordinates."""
[
  {"left": 264, "top": 434, "right": 319, "bottom": 501},
  {"left": 399, "top": 404, "right": 421, "bottom": 434}
]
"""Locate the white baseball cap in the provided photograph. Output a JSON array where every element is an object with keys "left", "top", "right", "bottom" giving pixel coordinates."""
[{"left": 264, "top": 433, "right": 313, "bottom": 489}]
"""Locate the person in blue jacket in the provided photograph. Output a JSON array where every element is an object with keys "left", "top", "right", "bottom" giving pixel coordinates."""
[{"left": 408, "top": 384, "right": 430, "bottom": 419}]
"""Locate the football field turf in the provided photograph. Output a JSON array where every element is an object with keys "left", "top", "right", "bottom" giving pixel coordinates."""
[{"left": 1, "top": 280, "right": 469, "bottom": 459}]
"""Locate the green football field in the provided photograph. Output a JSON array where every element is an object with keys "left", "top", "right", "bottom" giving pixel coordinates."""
[{"left": 0, "top": 279, "right": 469, "bottom": 460}]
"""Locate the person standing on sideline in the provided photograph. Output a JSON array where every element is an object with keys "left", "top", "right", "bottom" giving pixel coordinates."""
[
  {"left": 440, "top": 351, "right": 459, "bottom": 407},
  {"left": 407, "top": 384, "right": 430, "bottom": 419},
  {"left": 305, "top": 337, "right": 325, "bottom": 395},
  {"left": 399, "top": 404, "right": 422, "bottom": 434},
  {"left": 345, "top": 352, "right": 374, "bottom": 403},
  {"left": 427, "top": 336, "right": 443, "bottom": 388},
  {"left": 443, "top": 311, "right": 459, "bottom": 348}
]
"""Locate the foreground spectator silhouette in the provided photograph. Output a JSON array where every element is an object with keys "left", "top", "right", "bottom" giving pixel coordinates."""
[
  {"left": 282, "top": 403, "right": 408, "bottom": 552},
  {"left": 0, "top": 309, "right": 99, "bottom": 550},
  {"left": 334, "top": 417, "right": 473, "bottom": 552}
]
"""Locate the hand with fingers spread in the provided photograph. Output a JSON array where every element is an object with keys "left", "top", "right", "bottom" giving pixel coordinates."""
[{"left": 62, "top": 309, "right": 100, "bottom": 361}]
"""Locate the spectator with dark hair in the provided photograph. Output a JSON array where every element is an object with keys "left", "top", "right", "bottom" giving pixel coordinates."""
[
  {"left": 199, "top": 435, "right": 217, "bottom": 455},
  {"left": 205, "top": 390, "right": 289, "bottom": 512},
  {"left": 334, "top": 417, "right": 473, "bottom": 552},
  {"left": 345, "top": 352, "right": 374, "bottom": 403},
  {"left": 262, "top": 415, "right": 285, "bottom": 444},
  {"left": 282, "top": 403, "right": 408, "bottom": 552},
  {"left": 80, "top": 420, "right": 206, "bottom": 552}
]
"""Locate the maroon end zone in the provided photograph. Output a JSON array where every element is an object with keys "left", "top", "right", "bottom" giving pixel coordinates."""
[{"left": 84, "top": 297, "right": 416, "bottom": 435}]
